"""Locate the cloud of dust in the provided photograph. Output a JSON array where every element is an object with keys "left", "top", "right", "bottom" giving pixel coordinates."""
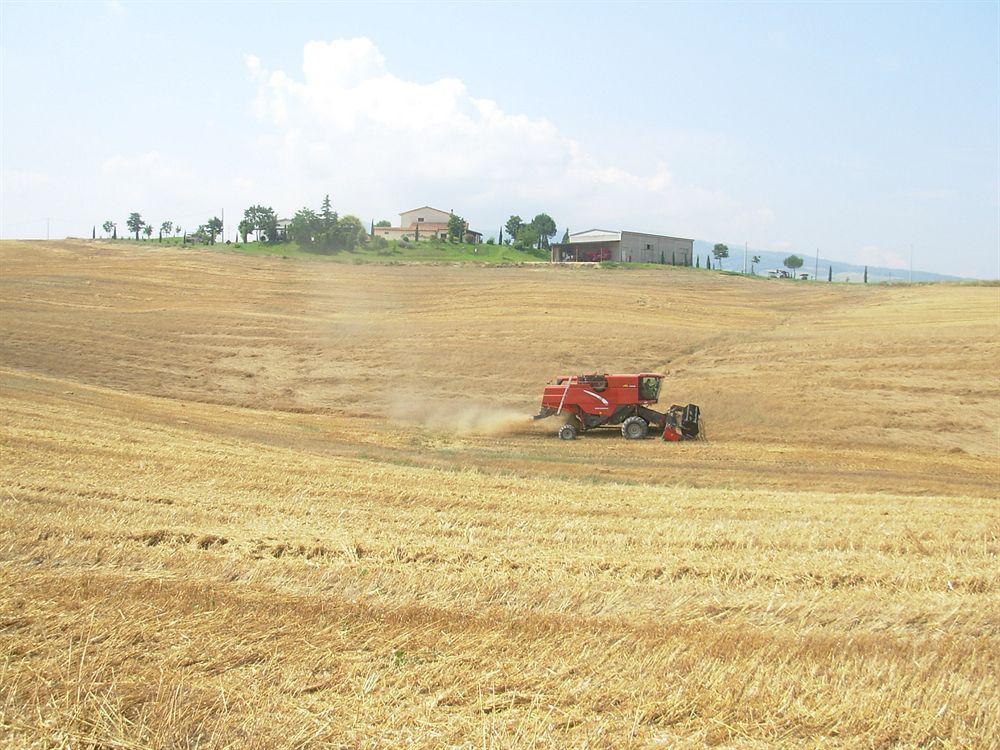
[
  {"left": 306, "top": 266, "right": 537, "bottom": 435},
  {"left": 389, "top": 398, "right": 531, "bottom": 436}
]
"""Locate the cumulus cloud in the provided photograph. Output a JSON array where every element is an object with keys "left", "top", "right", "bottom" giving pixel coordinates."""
[
  {"left": 856, "top": 244, "right": 908, "bottom": 269},
  {"left": 246, "top": 38, "right": 772, "bottom": 238},
  {"left": 97, "top": 151, "right": 208, "bottom": 215},
  {"left": 899, "top": 188, "right": 958, "bottom": 201},
  {"left": 2, "top": 169, "right": 50, "bottom": 190},
  {"left": 101, "top": 151, "right": 193, "bottom": 183},
  {"left": 81, "top": 151, "right": 260, "bottom": 235}
]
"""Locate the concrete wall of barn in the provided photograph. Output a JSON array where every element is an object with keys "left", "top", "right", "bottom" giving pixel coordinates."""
[
  {"left": 400, "top": 207, "right": 452, "bottom": 227},
  {"left": 616, "top": 232, "right": 693, "bottom": 265}
]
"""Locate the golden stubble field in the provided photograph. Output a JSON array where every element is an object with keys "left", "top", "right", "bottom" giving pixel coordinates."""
[{"left": 1, "top": 240, "right": 998, "bottom": 748}]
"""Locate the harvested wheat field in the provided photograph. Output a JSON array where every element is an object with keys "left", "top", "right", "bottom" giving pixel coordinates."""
[{"left": 1, "top": 239, "right": 998, "bottom": 748}]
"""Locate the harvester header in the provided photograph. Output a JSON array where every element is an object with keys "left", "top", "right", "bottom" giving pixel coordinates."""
[{"left": 533, "top": 372, "right": 702, "bottom": 441}]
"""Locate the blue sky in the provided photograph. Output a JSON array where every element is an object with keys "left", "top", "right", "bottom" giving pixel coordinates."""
[{"left": 2, "top": 1, "right": 997, "bottom": 277}]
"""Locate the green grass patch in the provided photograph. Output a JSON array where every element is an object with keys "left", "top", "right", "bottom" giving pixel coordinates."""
[
  {"left": 598, "top": 260, "right": 700, "bottom": 271},
  {"left": 192, "top": 238, "right": 548, "bottom": 265}
]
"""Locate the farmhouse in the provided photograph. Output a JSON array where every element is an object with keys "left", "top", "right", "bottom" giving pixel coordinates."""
[
  {"left": 552, "top": 229, "right": 693, "bottom": 265},
  {"left": 372, "top": 206, "right": 482, "bottom": 244}
]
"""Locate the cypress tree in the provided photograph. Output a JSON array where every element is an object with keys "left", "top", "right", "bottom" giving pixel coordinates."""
[
  {"left": 864, "top": 266, "right": 868, "bottom": 284},
  {"left": 707, "top": 255, "right": 712, "bottom": 270},
  {"left": 828, "top": 266, "right": 832, "bottom": 282},
  {"left": 696, "top": 256, "right": 700, "bottom": 268}
]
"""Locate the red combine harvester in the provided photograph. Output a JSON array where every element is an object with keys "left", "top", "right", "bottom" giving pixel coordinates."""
[{"left": 533, "top": 373, "right": 702, "bottom": 441}]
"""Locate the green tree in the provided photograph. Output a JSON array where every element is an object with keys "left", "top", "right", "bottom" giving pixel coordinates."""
[
  {"left": 514, "top": 225, "right": 544, "bottom": 255},
  {"left": 696, "top": 255, "right": 700, "bottom": 268},
  {"left": 863, "top": 265, "right": 868, "bottom": 284},
  {"left": 126, "top": 212, "right": 144, "bottom": 240},
  {"left": 238, "top": 219, "right": 253, "bottom": 243},
  {"left": 288, "top": 208, "right": 320, "bottom": 247},
  {"left": 102, "top": 220, "right": 114, "bottom": 238},
  {"left": 317, "top": 195, "right": 338, "bottom": 250},
  {"left": 337, "top": 215, "right": 366, "bottom": 250},
  {"left": 160, "top": 220, "right": 173, "bottom": 238},
  {"left": 260, "top": 208, "right": 278, "bottom": 243},
  {"left": 783, "top": 255, "right": 804, "bottom": 277},
  {"left": 751, "top": 254, "right": 761, "bottom": 274},
  {"left": 447, "top": 213, "right": 465, "bottom": 241},
  {"left": 712, "top": 243, "right": 729, "bottom": 269},
  {"left": 828, "top": 266, "right": 833, "bottom": 282},
  {"left": 375, "top": 219, "right": 391, "bottom": 228},
  {"left": 242, "top": 207, "right": 260, "bottom": 241},
  {"left": 504, "top": 215, "right": 524, "bottom": 244},
  {"left": 242, "top": 205, "right": 278, "bottom": 243},
  {"left": 205, "top": 216, "right": 223, "bottom": 245},
  {"left": 706, "top": 255, "right": 712, "bottom": 270},
  {"left": 530, "top": 214, "right": 557, "bottom": 249},
  {"left": 143, "top": 224, "right": 153, "bottom": 240},
  {"left": 561, "top": 228, "right": 570, "bottom": 244}
]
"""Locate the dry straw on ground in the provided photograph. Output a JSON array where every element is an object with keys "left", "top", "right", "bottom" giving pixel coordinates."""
[{"left": 1, "top": 240, "right": 997, "bottom": 748}]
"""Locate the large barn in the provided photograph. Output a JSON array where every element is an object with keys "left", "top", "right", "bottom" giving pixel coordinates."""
[{"left": 552, "top": 229, "right": 693, "bottom": 265}]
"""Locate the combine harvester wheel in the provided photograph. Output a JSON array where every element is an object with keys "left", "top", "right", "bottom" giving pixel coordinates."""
[
  {"left": 558, "top": 423, "right": 578, "bottom": 440},
  {"left": 621, "top": 416, "right": 648, "bottom": 440}
]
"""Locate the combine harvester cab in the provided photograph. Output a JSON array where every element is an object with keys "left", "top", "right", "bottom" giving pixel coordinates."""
[{"left": 533, "top": 373, "right": 702, "bottom": 441}]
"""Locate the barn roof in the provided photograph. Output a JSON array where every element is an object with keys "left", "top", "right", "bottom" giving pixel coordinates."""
[{"left": 400, "top": 206, "right": 451, "bottom": 215}]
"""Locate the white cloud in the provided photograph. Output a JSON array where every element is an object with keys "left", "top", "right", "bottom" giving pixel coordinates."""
[
  {"left": 89, "top": 151, "right": 247, "bottom": 233},
  {"left": 246, "top": 38, "right": 773, "bottom": 238},
  {"left": 101, "top": 151, "right": 193, "bottom": 182},
  {"left": 1, "top": 169, "right": 50, "bottom": 190},
  {"left": 856, "top": 244, "right": 908, "bottom": 269},
  {"left": 899, "top": 188, "right": 958, "bottom": 201},
  {"left": 97, "top": 151, "right": 209, "bottom": 214}
]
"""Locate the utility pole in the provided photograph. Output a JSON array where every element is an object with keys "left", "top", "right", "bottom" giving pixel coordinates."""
[{"left": 814, "top": 248, "right": 819, "bottom": 280}]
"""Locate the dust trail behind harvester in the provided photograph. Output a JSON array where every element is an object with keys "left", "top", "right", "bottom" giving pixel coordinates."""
[
  {"left": 308, "top": 267, "right": 539, "bottom": 436},
  {"left": 389, "top": 398, "right": 530, "bottom": 435}
]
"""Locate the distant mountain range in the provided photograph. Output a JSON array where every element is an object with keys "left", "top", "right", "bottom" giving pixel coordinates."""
[{"left": 691, "top": 240, "right": 964, "bottom": 283}]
